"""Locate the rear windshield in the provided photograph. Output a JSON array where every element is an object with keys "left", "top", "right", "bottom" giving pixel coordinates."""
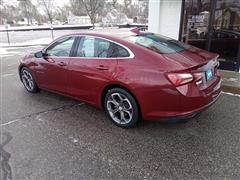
[{"left": 125, "top": 33, "right": 191, "bottom": 54}]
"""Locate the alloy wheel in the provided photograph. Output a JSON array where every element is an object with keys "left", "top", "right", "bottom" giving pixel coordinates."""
[
  {"left": 106, "top": 92, "right": 133, "bottom": 125},
  {"left": 21, "top": 69, "right": 34, "bottom": 91}
]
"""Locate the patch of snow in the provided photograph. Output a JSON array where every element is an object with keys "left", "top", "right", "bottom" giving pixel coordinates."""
[
  {"left": 0, "top": 37, "right": 51, "bottom": 47},
  {"left": 223, "top": 78, "right": 238, "bottom": 82},
  {"left": 0, "top": 48, "right": 8, "bottom": 54},
  {"left": 1, "top": 73, "right": 15, "bottom": 77},
  {"left": 222, "top": 92, "right": 240, "bottom": 97},
  {"left": 0, "top": 47, "right": 23, "bottom": 57},
  {"left": 69, "top": 136, "right": 79, "bottom": 144}
]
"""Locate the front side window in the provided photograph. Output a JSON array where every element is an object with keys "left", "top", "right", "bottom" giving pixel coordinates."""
[
  {"left": 126, "top": 34, "right": 191, "bottom": 54},
  {"left": 76, "top": 36, "right": 131, "bottom": 58},
  {"left": 47, "top": 37, "right": 75, "bottom": 57}
]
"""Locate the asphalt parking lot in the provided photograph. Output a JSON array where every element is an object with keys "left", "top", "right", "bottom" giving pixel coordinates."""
[{"left": 1, "top": 47, "right": 240, "bottom": 180}]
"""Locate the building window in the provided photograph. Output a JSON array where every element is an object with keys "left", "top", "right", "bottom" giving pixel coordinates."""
[
  {"left": 181, "top": 0, "right": 211, "bottom": 50},
  {"left": 180, "top": 0, "right": 240, "bottom": 72},
  {"left": 210, "top": 0, "right": 240, "bottom": 71}
]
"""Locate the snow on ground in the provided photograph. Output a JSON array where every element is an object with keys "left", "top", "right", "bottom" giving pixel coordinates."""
[
  {"left": 0, "top": 37, "right": 50, "bottom": 57},
  {"left": 0, "top": 47, "right": 24, "bottom": 57},
  {"left": 0, "top": 48, "right": 7, "bottom": 54},
  {"left": 0, "top": 37, "right": 52, "bottom": 47},
  {"left": 0, "top": 43, "right": 45, "bottom": 58}
]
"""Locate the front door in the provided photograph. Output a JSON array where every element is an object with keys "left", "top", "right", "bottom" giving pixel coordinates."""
[{"left": 35, "top": 36, "right": 76, "bottom": 93}]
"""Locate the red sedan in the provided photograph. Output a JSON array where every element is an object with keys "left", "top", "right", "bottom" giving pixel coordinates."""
[{"left": 19, "top": 30, "right": 221, "bottom": 128}]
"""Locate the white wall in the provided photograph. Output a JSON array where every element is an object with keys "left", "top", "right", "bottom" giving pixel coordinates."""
[{"left": 148, "top": 0, "right": 182, "bottom": 40}]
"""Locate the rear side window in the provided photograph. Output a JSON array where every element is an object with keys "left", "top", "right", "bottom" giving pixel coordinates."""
[
  {"left": 76, "top": 36, "right": 130, "bottom": 58},
  {"left": 126, "top": 34, "right": 191, "bottom": 54},
  {"left": 109, "top": 43, "right": 130, "bottom": 58}
]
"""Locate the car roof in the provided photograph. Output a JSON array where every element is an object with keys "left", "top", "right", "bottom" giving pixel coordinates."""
[{"left": 61, "top": 28, "right": 138, "bottom": 42}]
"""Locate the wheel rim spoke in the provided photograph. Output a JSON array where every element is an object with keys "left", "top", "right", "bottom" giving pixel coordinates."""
[
  {"left": 120, "top": 111, "right": 126, "bottom": 123},
  {"left": 108, "top": 100, "right": 118, "bottom": 106},
  {"left": 122, "top": 99, "right": 132, "bottom": 111},
  {"left": 111, "top": 107, "right": 120, "bottom": 114},
  {"left": 123, "top": 110, "right": 133, "bottom": 121},
  {"left": 111, "top": 93, "right": 122, "bottom": 105}
]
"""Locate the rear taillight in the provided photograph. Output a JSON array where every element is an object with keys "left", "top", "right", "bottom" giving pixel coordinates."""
[{"left": 167, "top": 73, "right": 194, "bottom": 86}]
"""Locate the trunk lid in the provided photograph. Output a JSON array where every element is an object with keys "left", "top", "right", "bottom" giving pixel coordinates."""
[{"left": 161, "top": 47, "right": 218, "bottom": 71}]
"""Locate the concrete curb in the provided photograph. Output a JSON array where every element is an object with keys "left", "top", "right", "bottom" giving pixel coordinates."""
[
  {"left": 220, "top": 70, "right": 240, "bottom": 95},
  {"left": 222, "top": 84, "right": 240, "bottom": 95}
]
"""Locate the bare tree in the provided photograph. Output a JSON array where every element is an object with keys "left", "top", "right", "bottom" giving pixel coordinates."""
[
  {"left": 54, "top": 5, "right": 71, "bottom": 23},
  {"left": 123, "top": 0, "right": 131, "bottom": 14},
  {"left": 38, "top": 0, "right": 55, "bottom": 24},
  {"left": 1, "top": 5, "right": 22, "bottom": 24},
  {"left": 119, "top": 0, "right": 133, "bottom": 18},
  {"left": 0, "top": 0, "right": 3, "bottom": 24},
  {"left": 111, "top": 0, "right": 117, "bottom": 8},
  {"left": 124, "top": 0, "right": 131, "bottom": 8},
  {"left": 139, "top": 0, "right": 149, "bottom": 24},
  {"left": 18, "top": 0, "right": 30, "bottom": 25},
  {"left": 80, "top": 0, "right": 105, "bottom": 27},
  {"left": 18, "top": 0, "right": 41, "bottom": 25},
  {"left": 69, "top": 0, "right": 86, "bottom": 16}
]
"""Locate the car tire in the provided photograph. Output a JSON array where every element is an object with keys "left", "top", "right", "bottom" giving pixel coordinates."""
[
  {"left": 104, "top": 88, "right": 140, "bottom": 128},
  {"left": 20, "top": 67, "right": 39, "bottom": 93}
]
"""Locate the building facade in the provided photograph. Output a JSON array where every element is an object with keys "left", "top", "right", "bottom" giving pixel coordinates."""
[
  {"left": 148, "top": 0, "right": 240, "bottom": 72},
  {"left": 67, "top": 13, "right": 91, "bottom": 25}
]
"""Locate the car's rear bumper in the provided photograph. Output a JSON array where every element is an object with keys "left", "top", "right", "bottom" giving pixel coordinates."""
[
  {"left": 143, "top": 75, "right": 221, "bottom": 121},
  {"left": 160, "top": 91, "right": 221, "bottom": 122}
]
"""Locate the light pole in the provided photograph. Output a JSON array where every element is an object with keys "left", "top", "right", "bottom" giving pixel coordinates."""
[
  {"left": 50, "top": 24, "right": 54, "bottom": 40},
  {"left": 5, "top": 25, "right": 10, "bottom": 45}
]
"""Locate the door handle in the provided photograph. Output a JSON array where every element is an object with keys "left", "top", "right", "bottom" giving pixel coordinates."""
[
  {"left": 96, "top": 65, "right": 109, "bottom": 70},
  {"left": 44, "top": 57, "right": 55, "bottom": 63},
  {"left": 58, "top": 62, "right": 67, "bottom": 66}
]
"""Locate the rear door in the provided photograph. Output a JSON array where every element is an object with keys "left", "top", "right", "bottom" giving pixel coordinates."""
[{"left": 68, "top": 36, "right": 129, "bottom": 105}]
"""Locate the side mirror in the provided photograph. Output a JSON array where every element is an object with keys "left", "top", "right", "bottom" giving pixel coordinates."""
[
  {"left": 35, "top": 51, "right": 43, "bottom": 58},
  {"left": 35, "top": 51, "right": 48, "bottom": 58}
]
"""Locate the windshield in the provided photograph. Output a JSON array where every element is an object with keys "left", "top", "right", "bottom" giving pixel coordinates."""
[{"left": 125, "top": 33, "right": 191, "bottom": 54}]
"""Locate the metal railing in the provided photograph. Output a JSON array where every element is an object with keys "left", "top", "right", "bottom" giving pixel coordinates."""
[{"left": 0, "top": 24, "right": 93, "bottom": 45}]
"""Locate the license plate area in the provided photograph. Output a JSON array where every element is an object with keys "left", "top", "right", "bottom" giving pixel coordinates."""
[{"left": 206, "top": 69, "right": 214, "bottom": 81}]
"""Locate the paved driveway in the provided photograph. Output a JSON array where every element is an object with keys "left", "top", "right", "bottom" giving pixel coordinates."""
[{"left": 1, "top": 47, "right": 240, "bottom": 180}]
